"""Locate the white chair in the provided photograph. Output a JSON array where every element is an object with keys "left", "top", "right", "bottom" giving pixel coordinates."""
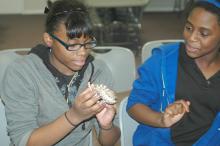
[
  {"left": 119, "top": 97, "right": 138, "bottom": 146},
  {"left": 92, "top": 46, "right": 136, "bottom": 92},
  {"left": 0, "top": 48, "right": 30, "bottom": 146},
  {"left": 141, "top": 39, "right": 184, "bottom": 63},
  {"left": 0, "top": 99, "right": 10, "bottom": 146}
]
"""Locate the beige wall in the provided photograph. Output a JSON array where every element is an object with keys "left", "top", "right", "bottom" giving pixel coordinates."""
[
  {"left": 0, "top": 0, "right": 185, "bottom": 14},
  {"left": 23, "top": 0, "right": 47, "bottom": 14},
  {"left": 0, "top": 0, "right": 23, "bottom": 14},
  {"left": 144, "top": 0, "right": 174, "bottom": 12},
  {"left": 144, "top": 0, "right": 187, "bottom": 12}
]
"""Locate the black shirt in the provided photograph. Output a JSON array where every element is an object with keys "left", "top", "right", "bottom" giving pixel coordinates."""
[{"left": 171, "top": 44, "right": 220, "bottom": 146}]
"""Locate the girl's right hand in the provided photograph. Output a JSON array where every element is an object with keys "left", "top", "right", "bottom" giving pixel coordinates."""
[
  {"left": 161, "top": 99, "right": 190, "bottom": 127},
  {"left": 67, "top": 87, "right": 105, "bottom": 125}
]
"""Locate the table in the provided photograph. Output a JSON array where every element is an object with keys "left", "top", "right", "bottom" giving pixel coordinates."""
[{"left": 83, "top": 0, "right": 150, "bottom": 8}]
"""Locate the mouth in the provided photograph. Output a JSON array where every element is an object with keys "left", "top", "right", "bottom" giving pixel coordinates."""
[
  {"left": 72, "top": 60, "right": 86, "bottom": 66},
  {"left": 186, "top": 43, "right": 199, "bottom": 53}
]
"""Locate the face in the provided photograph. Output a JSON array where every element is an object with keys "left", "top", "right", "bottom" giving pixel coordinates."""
[
  {"left": 45, "top": 23, "right": 93, "bottom": 75},
  {"left": 183, "top": 7, "right": 220, "bottom": 60}
]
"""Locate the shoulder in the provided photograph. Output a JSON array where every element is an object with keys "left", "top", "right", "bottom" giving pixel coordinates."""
[
  {"left": 90, "top": 58, "right": 111, "bottom": 75},
  {"left": 7, "top": 53, "right": 43, "bottom": 73},
  {"left": 83, "top": 58, "right": 111, "bottom": 79},
  {"left": 143, "top": 42, "right": 181, "bottom": 66},
  {"left": 140, "top": 42, "right": 182, "bottom": 75},
  {"left": 3, "top": 54, "right": 47, "bottom": 89},
  {"left": 79, "top": 57, "right": 113, "bottom": 92},
  {"left": 152, "top": 42, "right": 181, "bottom": 58},
  {"left": 92, "top": 58, "right": 107, "bottom": 68},
  {"left": 89, "top": 58, "right": 113, "bottom": 85}
]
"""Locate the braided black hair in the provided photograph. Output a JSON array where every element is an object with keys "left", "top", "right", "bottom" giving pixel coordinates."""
[{"left": 44, "top": 0, "right": 94, "bottom": 39}]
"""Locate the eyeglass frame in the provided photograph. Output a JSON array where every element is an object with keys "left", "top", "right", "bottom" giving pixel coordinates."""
[{"left": 48, "top": 33, "right": 97, "bottom": 51}]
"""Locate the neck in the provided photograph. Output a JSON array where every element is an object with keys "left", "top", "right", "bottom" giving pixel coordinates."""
[{"left": 195, "top": 51, "right": 220, "bottom": 67}]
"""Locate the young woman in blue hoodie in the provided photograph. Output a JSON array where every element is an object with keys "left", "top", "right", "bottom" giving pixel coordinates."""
[{"left": 127, "top": 0, "right": 220, "bottom": 145}]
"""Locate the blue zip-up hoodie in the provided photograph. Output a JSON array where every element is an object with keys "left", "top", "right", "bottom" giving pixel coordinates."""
[{"left": 127, "top": 42, "right": 220, "bottom": 146}]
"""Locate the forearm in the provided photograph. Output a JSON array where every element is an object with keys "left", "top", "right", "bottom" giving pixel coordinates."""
[
  {"left": 128, "top": 104, "right": 165, "bottom": 128},
  {"left": 27, "top": 111, "right": 79, "bottom": 146},
  {"left": 98, "top": 124, "right": 120, "bottom": 146}
]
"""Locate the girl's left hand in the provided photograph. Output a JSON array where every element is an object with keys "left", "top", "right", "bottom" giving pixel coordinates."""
[{"left": 96, "top": 103, "right": 116, "bottom": 128}]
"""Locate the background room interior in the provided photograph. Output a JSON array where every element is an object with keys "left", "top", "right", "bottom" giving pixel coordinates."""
[{"left": 0, "top": 0, "right": 188, "bottom": 65}]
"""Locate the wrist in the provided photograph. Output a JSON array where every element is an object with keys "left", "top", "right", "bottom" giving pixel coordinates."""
[
  {"left": 66, "top": 110, "right": 81, "bottom": 126},
  {"left": 64, "top": 112, "right": 77, "bottom": 127},
  {"left": 99, "top": 122, "right": 114, "bottom": 131},
  {"left": 159, "top": 112, "right": 171, "bottom": 128},
  {"left": 158, "top": 112, "right": 166, "bottom": 127}
]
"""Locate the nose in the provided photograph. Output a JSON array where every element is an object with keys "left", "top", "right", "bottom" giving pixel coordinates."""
[
  {"left": 188, "top": 31, "right": 198, "bottom": 42},
  {"left": 76, "top": 45, "right": 87, "bottom": 56}
]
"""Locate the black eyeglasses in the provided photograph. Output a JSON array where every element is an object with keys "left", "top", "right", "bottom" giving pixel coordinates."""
[{"left": 48, "top": 33, "right": 96, "bottom": 51}]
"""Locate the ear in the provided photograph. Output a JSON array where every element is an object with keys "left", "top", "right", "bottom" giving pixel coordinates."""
[{"left": 43, "top": 32, "right": 53, "bottom": 47}]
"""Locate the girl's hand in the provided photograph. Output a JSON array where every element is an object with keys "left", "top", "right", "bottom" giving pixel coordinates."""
[
  {"left": 96, "top": 103, "right": 116, "bottom": 129},
  {"left": 161, "top": 99, "right": 190, "bottom": 127},
  {"left": 68, "top": 88, "right": 105, "bottom": 125}
]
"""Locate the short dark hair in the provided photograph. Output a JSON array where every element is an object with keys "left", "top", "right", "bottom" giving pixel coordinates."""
[
  {"left": 45, "top": 0, "right": 94, "bottom": 39},
  {"left": 184, "top": 0, "right": 220, "bottom": 23}
]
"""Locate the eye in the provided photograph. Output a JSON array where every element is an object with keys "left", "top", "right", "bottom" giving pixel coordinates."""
[
  {"left": 85, "top": 42, "right": 96, "bottom": 49},
  {"left": 184, "top": 24, "right": 193, "bottom": 32},
  {"left": 199, "top": 30, "right": 210, "bottom": 37}
]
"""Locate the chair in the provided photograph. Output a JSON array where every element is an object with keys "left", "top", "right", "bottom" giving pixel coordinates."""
[
  {"left": 0, "top": 48, "right": 30, "bottom": 146},
  {"left": 119, "top": 96, "right": 138, "bottom": 146},
  {"left": 0, "top": 99, "right": 10, "bottom": 146},
  {"left": 141, "top": 39, "right": 184, "bottom": 63},
  {"left": 92, "top": 46, "right": 136, "bottom": 92}
]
